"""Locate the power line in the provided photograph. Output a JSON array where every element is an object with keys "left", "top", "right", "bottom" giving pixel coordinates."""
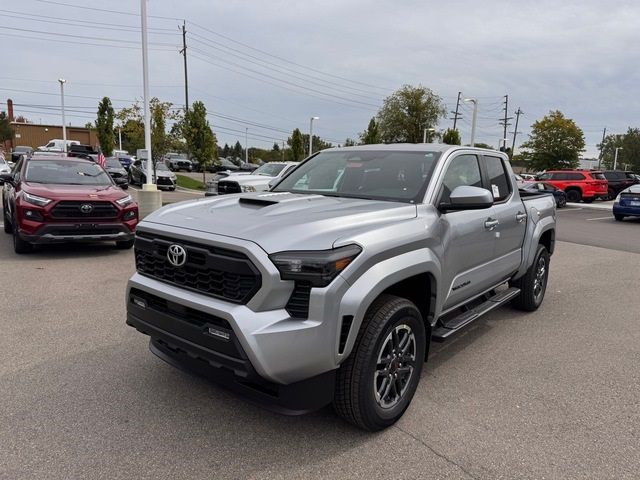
[
  {"left": 31, "top": 0, "right": 181, "bottom": 20},
  {"left": 0, "top": 32, "right": 175, "bottom": 52}
]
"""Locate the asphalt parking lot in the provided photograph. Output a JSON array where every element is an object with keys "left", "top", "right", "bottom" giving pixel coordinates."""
[{"left": 1, "top": 206, "right": 639, "bottom": 479}]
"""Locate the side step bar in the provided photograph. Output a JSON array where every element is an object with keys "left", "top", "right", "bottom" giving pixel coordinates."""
[{"left": 431, "top": 287, "right": 521, "bottom": 341}]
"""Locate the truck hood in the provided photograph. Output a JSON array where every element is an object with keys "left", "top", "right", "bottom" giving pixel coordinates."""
[
  {"left": 22, "top": 182, "right": 130, "bottom": 201},
  {"left": 142, "top": 192, "right": 417, "bottom": 253}
]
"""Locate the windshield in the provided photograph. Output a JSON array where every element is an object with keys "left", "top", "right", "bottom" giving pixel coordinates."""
[
  {"left": 25, "top": 160, "right": 113, "bottom": 185},
  {"left": 141, "top": 161, "right": 170, "bottom": 171},
  {"left": 105, "top": 158, "right": 123, "bottom": 168},
  {"left": 253, "top": 163, "right": 286, "bottom": 177},
  {"left": 273, "top": 150, "right": 441, "bottom": 203}
]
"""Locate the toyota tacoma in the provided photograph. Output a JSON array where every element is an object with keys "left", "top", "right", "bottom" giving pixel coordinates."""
[{"left": 126, "top": 145, "right": 556, "bottom": 431}]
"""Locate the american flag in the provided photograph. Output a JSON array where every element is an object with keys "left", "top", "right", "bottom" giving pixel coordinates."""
[{"left": 97, "top": 150, "right": 106, "bottom": 168}]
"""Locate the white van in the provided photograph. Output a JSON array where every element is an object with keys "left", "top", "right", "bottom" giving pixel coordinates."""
[{"left": 38, "top": 139, "right": 80, "bottom": 152}]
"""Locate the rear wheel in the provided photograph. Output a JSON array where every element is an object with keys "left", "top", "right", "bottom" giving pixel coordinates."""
[
  {"left": 614, "top": 214, "right": 625, "bottom": 221},
  {"left": 607, "top": 188, "right": 616, "bottom": 201},
  {"left": 116, "top": 239, "right": 135, "bottom": 249},
  {"left": 334, "top": 294, "right": 426, "bottom": 431},
  {"left": 566, "top": 189, "right": 581, "bottom": 203},
  {"left": 3, "top": 205, "right": 11, "bottom": 234},
  {"left": 511, "top": 244, "right": 549, "bottom": 311}
]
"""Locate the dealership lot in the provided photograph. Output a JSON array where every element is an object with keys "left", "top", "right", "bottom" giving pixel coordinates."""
[{"left": 1, "top": 205, "right": 639, "bottom": 479}]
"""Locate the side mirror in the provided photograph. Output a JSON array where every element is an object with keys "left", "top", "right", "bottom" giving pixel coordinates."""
[
  {"left": 440, "top": 185, "right": 493, "bottom": 211},
  {"left": 0, "top": 172, "right": 14, "bottom": 186}
]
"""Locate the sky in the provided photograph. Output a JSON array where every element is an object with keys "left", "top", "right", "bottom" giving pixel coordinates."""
[{"left": 2, "top": 0, "right": 639, "bottom": 157}]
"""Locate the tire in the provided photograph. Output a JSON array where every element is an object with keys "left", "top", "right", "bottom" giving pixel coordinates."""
[
  {"left": 557, "top": 196, "right": 566, "bottom": 209},
  {"left": 614, "top": 214, "right": 625, "bottom": 221},
  {"left": 511, "top": 244, "right": 549, "bottom": 311},
  {"left": 121, "top": 184, "right": 129, "bottom": 190},
  {"left": 12, "top": 217, "right": 33, "bottom": 254},
  {"left": 565, "top": 189, "right": 581, "bottom": 203},
  {"left": 607, "top": 188, "right": 615, "bottom": 201},
  {"left": 583, "top": 197, "right": 594, "bottom": 204},
  {"left": 3, "top": 206, "right": 11, "bottom": 234},
  {"left": 115, "top": 239, "right": 135, "bottom": 249},
  {"left": 169, "top": 187, "right": 176, "bottom": 191},
  {"left": 128, "top": 173, "right": 133, "bottom": 185},
  {"left": 334, "top": 294, "right": 426, "bottom": 431}
]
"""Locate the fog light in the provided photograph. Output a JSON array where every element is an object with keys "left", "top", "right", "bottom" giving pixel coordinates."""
[
  {"left": 131, "top": 296, "right": 147, "bottom": 309},
  {"left": 123, "top": 210, "right": 137, "bottom": 220},
  {"left": 24, "top": 209, "right": 44, "bottom": 221}
]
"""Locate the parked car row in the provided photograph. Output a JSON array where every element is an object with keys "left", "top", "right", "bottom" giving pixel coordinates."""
[
  {"left": 205, "top": 161, "right": 298, "bottom": 196},
  {"left": 534, "top": 169, "right": 638, "bottom": 203}
]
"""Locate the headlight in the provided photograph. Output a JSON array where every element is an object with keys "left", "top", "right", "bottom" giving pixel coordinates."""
[
  {"left": 170, "top": 173, "right": 176, "bottom": 179},
  {"left": 269, "top": 245, "right": 362, "bottom": 287},
  {"left": 22, "top": 192, "right": 52, "bottom": 207},
  {"left": 241, "top": 185, "right": 256, "bottom": 192},
  {"left": 116, "top": 194, "right": 133, "bottom": 206}
]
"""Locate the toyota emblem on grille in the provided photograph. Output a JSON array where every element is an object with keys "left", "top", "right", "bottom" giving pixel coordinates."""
[
  {"left": 167, "top": 244, "right": 187, "bottom": 267},
  {"left": 80, "top": 203, "right": 93, "bottom": 214}
]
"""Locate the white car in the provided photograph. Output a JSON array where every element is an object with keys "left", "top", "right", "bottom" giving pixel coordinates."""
[
  {"left": 214, "top": 162, "right": 298, "bottom": 195},
  {"left": 0, "top": 155, "right": 11, "bottom": 174},
  {"left": 38, "top": 139, "right": 80, "bottom": 152}
]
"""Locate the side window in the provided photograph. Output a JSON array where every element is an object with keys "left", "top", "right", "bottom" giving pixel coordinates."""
[
  {"left": 566, "top": 173, "right": 585, "bottom": 180},
  {"left": 484, "top": 156, "right": 511, "bottom": 201},
  {"left": 440, "top": 154, "right": 483, "bottom": 205},
  {"left": 537, "top": 173, "right": 552, "bottom": 181},
  {"left": 13, "top": 158, "right": 25, "bottom": 182}
]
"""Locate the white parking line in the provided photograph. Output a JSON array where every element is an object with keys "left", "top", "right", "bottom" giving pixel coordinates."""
[{"left": 585, "top": 216, "right": 613, "bottom": 221}]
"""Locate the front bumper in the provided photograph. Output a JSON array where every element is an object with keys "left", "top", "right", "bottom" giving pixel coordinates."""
[{"left": 20, "top": 223, "right": 135, "bottom": 244}]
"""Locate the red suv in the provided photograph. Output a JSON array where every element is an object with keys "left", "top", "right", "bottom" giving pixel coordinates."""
[
  {"left": 1, "top": 155, "right": 138, "bottom": 253},
  {"left": 536, "top": 170, "right": 608, "bottom": 203}
]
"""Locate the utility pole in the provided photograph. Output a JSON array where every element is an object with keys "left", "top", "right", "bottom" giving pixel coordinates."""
[
  {"left": 58, "top": 78, "right": 67, "bottom": 152},
  {"left": 245, "top": 127, "right": 248, "bottom": 163},
  {"left": 499, "top": 95, "right": 513, "bottom": 147},
  {"left": 597, "top": 127, "right": 606, "bottom": 170},
  {"left": 282, "top": 140, "right": 285, "bottom": 161},
  {"left": 450, "top": 91, "right": 462, "bottom": 130},
  {"left": 511, "top": 107, "right": 523, "bottom": 156},
  {"left": 463, "top": 98, "right": 478, "bottom": 147},
  {"left": 180, "top": 21, "right": 189, "bottom": 110}
]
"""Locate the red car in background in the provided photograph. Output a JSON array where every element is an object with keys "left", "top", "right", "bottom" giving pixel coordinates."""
[
  {"left": 536, "top": 170, "right": 608, "bottom": 203},
  {"left": 1, "top": 155, "right": 138, "bottom": 254}
]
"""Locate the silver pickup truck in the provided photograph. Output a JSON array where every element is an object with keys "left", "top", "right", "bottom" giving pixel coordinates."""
[{"left": 126, "top": 144, "right": 556, "bottom": 431}]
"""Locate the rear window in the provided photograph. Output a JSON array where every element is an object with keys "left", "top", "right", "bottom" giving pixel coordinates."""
[
  {"left": 484, "top": 155, "right": 511, "bottom": 201},
  {"left": 590, "top": 172, "right": 606, "bottom": 180}
]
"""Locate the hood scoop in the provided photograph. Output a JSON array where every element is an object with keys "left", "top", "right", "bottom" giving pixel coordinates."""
[{"left": 238, "top": 197, "right": 279, "bottom": 207}]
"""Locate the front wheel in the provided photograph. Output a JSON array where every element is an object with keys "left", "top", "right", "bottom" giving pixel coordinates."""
[
  {"left": 3, "top": 206, "right": 11, "bottom": 234},
  {"left": 334, "top": 294, "right": 426, "bottom": 431},
  {"left": 614, "top": 214, "right": 625, "bottom": 221},
  {"left": 511, "top": 244, "right": 549, "bottom": 311},
  {"left": 12, "top": 218, "right": 33, "bottom": 254}
]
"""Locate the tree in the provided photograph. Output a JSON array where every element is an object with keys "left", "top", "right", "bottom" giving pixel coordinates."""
[
  {"left": 95, "top": 97, "right": 115, "bottom": 156},
  {"left": 287, "top": 128, "right": 304, "bottom": 161},
  {"left": 183, "top": 101, "right": 217, "bottom": 183},
  {"left": 442, "top": 128, "right": 461, "bottom": 145},
  {"left": 376, "top": 84, "right": 446, "bottom": 143},
  {"left": 473, "top": 142, "right": 494, "bottom": 149},
  {"left": 599, "top": 128, "right": 640, "bottom": 171},
  {"left": 344, "top": 138, "right": 357, "bottom": 147},
  {"left": 0, "top": 111, "right": 13, "bottom": 144},
  {"left": 300, "top": 134, "right": 332, "bottom": 155},
  {"left": 233, "top": 141, "right": 243, "bottom": 159},
  {"left": 360, "top": 117, "right": 380, "bottom": 144},
  {"left": 272, "top": 142, "right": 280, "bottom": 151},
  {"left": 520, "top": 110, "right": 585, "bottom": 171},
  {"left": 222, "top": 143, "right": 230, "bottom": 158}
]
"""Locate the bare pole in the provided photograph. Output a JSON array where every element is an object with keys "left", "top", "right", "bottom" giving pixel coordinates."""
[
  {"left": 511, "top": 107, "right": 523, "bottom": 155},
  {"left": 180, "top": 20, "right": 189, "bottom": 110},
  {"left": 140, "top": 0, "right": 154, "bottom": 188},
  {"left": 58, "top": 79, "right": 67, "bottom": 152},
  {"left": 597, "top": 127, "right": 606, "bottom": 170}
]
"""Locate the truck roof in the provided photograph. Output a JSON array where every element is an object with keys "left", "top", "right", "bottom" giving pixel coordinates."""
[{"left": 326, "top": 143, "right": 501, "bottom": 154}]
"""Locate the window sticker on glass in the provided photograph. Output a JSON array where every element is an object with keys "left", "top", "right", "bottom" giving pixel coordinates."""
[{"left": 492, "top": 184, "right": 500, "bottom": 198}]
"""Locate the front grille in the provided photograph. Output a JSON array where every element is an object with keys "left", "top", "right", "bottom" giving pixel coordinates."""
[
  {"left": 286, "top": 282, "right": 312, "bottom": 318},
  {"left": 48, "top": 227, "right": 122, "bottom": 236},
  {"left": 134, "top": 232, "right": 261, "bottom": 304},
  {"left": 217, "top": 181, "right": 241, "bottom": 194},
  {"left": 109, "top": 172, "right": 123, "bottom": 178},
  {"left": 156, "top": 176, "right": 174, "bottom": 185},
  {"left": 51, "top": 201, "right": 118, "bottom": 219}
]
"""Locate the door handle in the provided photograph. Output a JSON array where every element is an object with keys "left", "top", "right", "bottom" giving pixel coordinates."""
[
  {"left": 484, "top": 218, "right": 499, "bottom": 230},
  {"left": 516, "top": 212, "right": 527, "bottom": 223}
]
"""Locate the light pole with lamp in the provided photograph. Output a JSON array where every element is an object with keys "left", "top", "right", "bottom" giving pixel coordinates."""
[
  {"left": 309, "top": 116, "right": 319, "bottom": 156},
  {"left": 58, "top": 78, "right": 67, "bottom": 152},
  {"left": 464, "top": 98, "right": 478, "bottom": 147},
  {"left": 614, "top": 147, "right": 623, "bottom": 170}
]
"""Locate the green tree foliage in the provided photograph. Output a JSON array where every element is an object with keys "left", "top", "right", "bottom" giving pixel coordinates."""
[
  {"left": 95, "top": 97, "right": 115, "bottom": 156},
  {"left": 222, "top": 143, "right": 231, "bottom": 158},
  {"left": 301, "top": 134, "right": 332, "bottom": 155},
  {"left": 233, "top": 141, "right": 243, "bottom": 159},
  {"left": 0, "top": 111, "right": 13, "bottom": 143},
  {"left": 183, "top": 101, "right": 217, "bottom": 183},
  {"left": 272, "top": 142, "right": 280, "bottom": 151},
  {"left": 520, "top": 110, "right": 585, "bottom": 171},
  {"left": 288, "top": 128, "right": 304, "bottom": 161},
  {"left": 360, "top": 117, "right": 381, "bottom": 144},
  {"left": 473, "top": 142, "right": 494, "bottom": 149},
  {"left": 599, "top": 128, "right": 640, "bottom": 170},
  {"left": 344, "top": 138, "right": 357, "bottom": 147},
  {"left": 442, "top": 128, "right": 461, "bottom": 145},
  {"left": 377, "top": 85, "right": 446, "bottom": 143}
]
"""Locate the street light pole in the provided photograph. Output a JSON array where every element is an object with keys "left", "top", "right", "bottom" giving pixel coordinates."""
[
  {"left": 309, "top": 116, "right": 319, "bottom": 156},
  {"left": 58, "top": 78, "right": 66, "bottom": 152},
  {"left": 118, "top": 127, "right": 122, "bottom": 151},
  {"left": 464, "top": 98, "right": 478, "bottom": 147},
  {"left": 614, "top": 147, "right": 623, "bottom": 170},
  {"left": 423, "top": 128, "right": 435, "bottom": 143},
  {"left": 245, "top": 127, "right": 248, "bottom": 163},
  {"left": 140, "top": 0, "right": 154, "bottom": 189}
]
